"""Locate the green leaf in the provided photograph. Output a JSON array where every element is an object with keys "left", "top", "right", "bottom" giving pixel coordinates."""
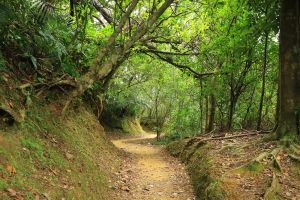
[{"left": 29, "top": 55, "right": 37, "bottom": 69}]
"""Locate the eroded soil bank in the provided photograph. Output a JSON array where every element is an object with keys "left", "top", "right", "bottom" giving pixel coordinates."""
[{"left": 167, "top": 133, "right": 300, "bottom": 200}]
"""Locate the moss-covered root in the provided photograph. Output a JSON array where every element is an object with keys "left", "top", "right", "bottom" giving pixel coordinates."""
[
  {"left": 264, "top": 173, "right": 280, "bottom": 200},
  {"left": 237, "top": 148, "right": 283, "bottom": 174}
]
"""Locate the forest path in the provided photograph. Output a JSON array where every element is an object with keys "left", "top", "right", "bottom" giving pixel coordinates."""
[{"left": 111, "top": 134, "right": 195, "bottom": 200}]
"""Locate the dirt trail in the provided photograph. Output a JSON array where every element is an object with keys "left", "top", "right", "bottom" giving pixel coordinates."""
[{"left": 111, "top": 134, "right": 195, "bottom": 200}]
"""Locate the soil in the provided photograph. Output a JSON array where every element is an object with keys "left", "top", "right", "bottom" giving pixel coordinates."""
[
  {"left": 167, "top": 132, "right": 300, "bottom": 200},
  {"left": 110, "top": 134, "right": 195, "bottom": 200}
]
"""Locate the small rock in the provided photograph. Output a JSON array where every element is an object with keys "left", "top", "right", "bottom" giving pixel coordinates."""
[
  {"left": 65, "top": 152, "right": 74, "bottom": 160},
  {"left": 171, "top": 192, "right": 179, "bottom": 198},
  {"left": 121, "top": 186, "right": 130, "bottom": 192},
  {"left": 109, "top": 185, "right": 117, "bottom": 190}
]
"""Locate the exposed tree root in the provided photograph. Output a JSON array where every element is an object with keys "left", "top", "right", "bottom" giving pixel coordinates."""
[
  {"left": 289, "top": 144, "right": 300, "bottom": 154},
  {"left": 270, "top": 148, "right": 282, "bottom": 172},
  {"left": 18, "top": 77, "right": 77, "bottom": 98},
  {"left": 233, "top": 147, "right": 282, "bottom": 175},
  {"left": 18, "top": 77, "right": 77, "bottom": 90},
  {"left": 264, "top": 172, "right": 280, "bottom": 200},
  {"left": 254, "top": 151, "right": 270, "bottom": 162},
  {"left": 62, "top": 99, "right": 72, "bottom": 114},
  {"left": 288, "top": 154, "right": 300, "bottom": 163},
  {"left": 184, "top": 131, "right": 270, "bottom": 154}
]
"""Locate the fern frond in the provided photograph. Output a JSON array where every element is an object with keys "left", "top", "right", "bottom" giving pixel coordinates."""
[{"left": 31, "top": 0, "right": 56, "bottom": 23}]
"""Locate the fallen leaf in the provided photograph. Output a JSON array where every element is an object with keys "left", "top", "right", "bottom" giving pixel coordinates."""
[
  {"left": 7, "top": 100, "right": 13, "bottom": 108},
  {"left": 6, "top": 164, "right": 16, "bottom": 176},
  {"left": 6, "top": 188, "right": 17, "bottom": 197},
  {"left": 121, "top": 186, "right": 130, "bottom": 192}
]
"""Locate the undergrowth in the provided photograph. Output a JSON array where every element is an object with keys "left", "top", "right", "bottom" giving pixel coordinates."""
[{"left": 0, "top": 100, "right": 120, "bottom": 199}]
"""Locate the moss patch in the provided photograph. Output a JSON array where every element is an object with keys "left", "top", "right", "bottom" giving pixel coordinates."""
[
  {"left": 0, "top": 101, "right": 120, "bottom": 199},
  {"left": 166, "top": 140, "right": 186, "bottom": 157},
  {"left": 121, "top": 117, "right": 146, "bottom": 135},
  {"left": 244, "top": 161, "right": 264, "bottom": 173},
  {"left": 167, "top": 140, "right": 225, "bottom": 200}
]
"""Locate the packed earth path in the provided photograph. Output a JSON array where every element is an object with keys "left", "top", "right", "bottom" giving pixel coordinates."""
[{"left": 111, "top": 134, "right": 196, "bottom": 200}]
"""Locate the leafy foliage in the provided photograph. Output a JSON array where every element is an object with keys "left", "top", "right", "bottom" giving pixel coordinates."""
[{"left": 0, "top": 0, "right": 280, "bottom": 138}]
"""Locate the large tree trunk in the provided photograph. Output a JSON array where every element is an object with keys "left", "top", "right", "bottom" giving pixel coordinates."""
[{"left": 276, "top": 0, "right": 300, "bottom": 139}]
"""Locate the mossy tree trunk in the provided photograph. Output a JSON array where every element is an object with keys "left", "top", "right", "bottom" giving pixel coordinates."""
[
  {"left": 205, "top": 77, "right": 216, "bottom": 133},
  {"left": 276, "top": 0, "right": 300, "bottom": 140},
  {"left": 205, "top": 63, "right": 222, "bottom": 133}
]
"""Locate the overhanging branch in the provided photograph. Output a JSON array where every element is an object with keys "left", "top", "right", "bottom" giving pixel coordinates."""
[
  {"left": 141, "top": 44, "right": 214, "bottom": 79},
  {"left": 144, "top": 51, "right": 215, "bottom": 79}
]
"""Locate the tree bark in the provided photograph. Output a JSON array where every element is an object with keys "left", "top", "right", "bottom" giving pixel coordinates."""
[
  {"left": 205, "top": 96, "right": 209, "bottom": 130},
  {"left": 62, "top": 0, "right": 174, "bottom": 113},
  {"left": 205, "top": 77, "right": 216, "bottom": 132},
  {"left": 243, "top": 86, "right": 256, "bottom": 128},
  {"left": 227, "top": 96, "right": 236, "bottom": 130},
  {"left": 199, "top": 80, "right": 204, "bottom": 134},
  {"left": 276, "top": 0, "right": 300, "bottom": 139},
  {"left": 205, "top": 63, "right": 222, "bottom": 132},
  {"left": 273, "top": 85, "right": 280, "bottom": 131},
  {"left": 70, "top": 0, "right": 74, "bottom": 17},
  {"left": 257, "top": 31, "right": 269, "bottom": 130},
  {"left": 227, "top": 73, "right": 236, "bottom": 130}
]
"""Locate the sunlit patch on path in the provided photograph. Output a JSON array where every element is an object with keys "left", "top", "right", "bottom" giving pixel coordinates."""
[{"left": 111, "top": 134, "right": 195, "bottom": 200}]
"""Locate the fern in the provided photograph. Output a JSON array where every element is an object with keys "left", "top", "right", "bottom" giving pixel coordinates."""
[
  {"left": 38, "top": 29, "right": 67, "bottom": 62},
  {"left": 31, "top": 0, "right": 56, "bottom": 23}
]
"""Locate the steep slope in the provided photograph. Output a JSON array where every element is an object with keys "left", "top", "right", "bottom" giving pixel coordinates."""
[{"left": 0, "top": 83, "right": 121, "bottom": 199}]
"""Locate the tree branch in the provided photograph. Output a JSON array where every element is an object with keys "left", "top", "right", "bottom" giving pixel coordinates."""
[
  {"left": 144, "top": 48, "right": 198, "bottom": 56},
  {"left": 92, "top": 0, "right": 113, "bottom": 24},
  {"left": 142, "top": 44, "right": 214, "bottom": 79}
]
